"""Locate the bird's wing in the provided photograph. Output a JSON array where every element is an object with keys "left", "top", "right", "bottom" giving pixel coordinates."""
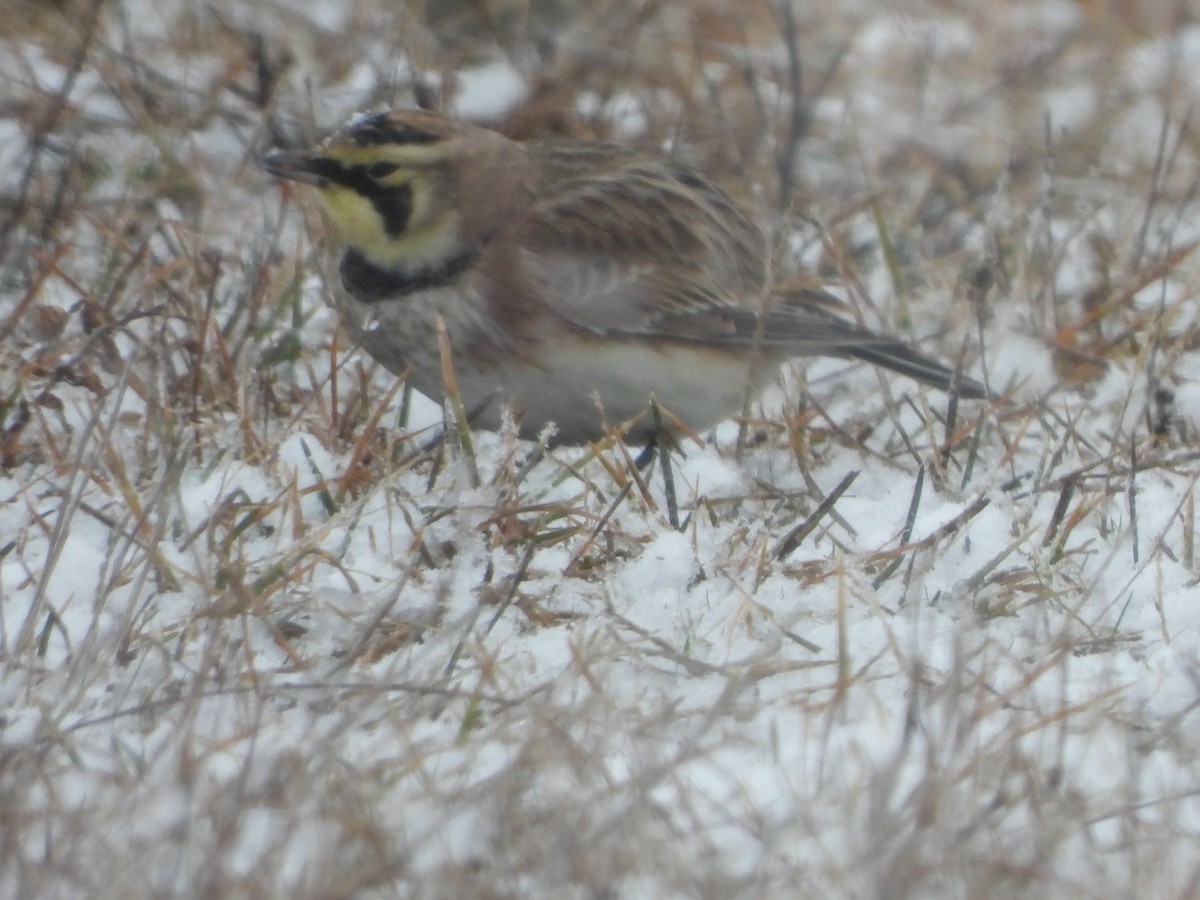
[
  {"left": 522, "top": 201, "right": 912, "bottom": 354},
  {"left": 517, "top": 153, "right": 767, "bottom": 338},
  {"left": 515, "top": 152, "right": 986, "bottom": 397}
]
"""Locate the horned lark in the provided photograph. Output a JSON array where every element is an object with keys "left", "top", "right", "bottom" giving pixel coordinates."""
[{"left": 264, "top": 109, "right": 986, "bottom": 443}]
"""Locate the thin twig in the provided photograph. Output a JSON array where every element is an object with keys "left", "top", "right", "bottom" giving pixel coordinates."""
[{"left": 774, "top": 469, "right": 859, "bottom": 560}]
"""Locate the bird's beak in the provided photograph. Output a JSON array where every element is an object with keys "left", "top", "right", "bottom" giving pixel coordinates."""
[{"left": 261, "top": 149, "right": 327, "bottom": 186}]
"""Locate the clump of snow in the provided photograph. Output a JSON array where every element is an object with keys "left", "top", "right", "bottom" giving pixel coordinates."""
[{"left": 452, "top": 59, "right": 528, "bottom": 121}]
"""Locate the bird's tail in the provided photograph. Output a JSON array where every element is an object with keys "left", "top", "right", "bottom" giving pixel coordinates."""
[
  {"left": 760, "top": 284, "right": 990, "bottom": 400},
  {"left": 846, "top": 341, "right": 989, "bottom": 399}
]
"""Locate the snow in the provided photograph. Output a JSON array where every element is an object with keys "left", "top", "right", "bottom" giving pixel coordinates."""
[{"left": 452, "top": 59, "right": 528, "bottom": 121}]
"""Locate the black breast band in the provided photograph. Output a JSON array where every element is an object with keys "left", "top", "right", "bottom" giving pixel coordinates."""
[{"left": 339, "top": 247, "right": 479, "bottom": 303}]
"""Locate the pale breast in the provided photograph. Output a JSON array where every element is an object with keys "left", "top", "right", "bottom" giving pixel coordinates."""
[{"left": 333, "top": 272, "right": 782, "bottom": 443}]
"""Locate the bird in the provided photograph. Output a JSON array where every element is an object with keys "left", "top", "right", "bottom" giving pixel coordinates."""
[{"left": 263, "top": 108, "right": 986, "bottom": 445}]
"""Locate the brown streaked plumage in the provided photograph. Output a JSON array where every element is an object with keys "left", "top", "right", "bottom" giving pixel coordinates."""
[{"left": 264, "top": 108, "right": 986, "bottom": 443}]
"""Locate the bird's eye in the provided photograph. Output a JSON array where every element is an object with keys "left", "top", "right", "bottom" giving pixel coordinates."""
[{"left": 367, "top": 162, "right": 399, "bottom": 180}]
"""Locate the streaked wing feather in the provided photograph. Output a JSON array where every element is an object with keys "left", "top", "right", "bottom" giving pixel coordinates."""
[
  {"left": 517, "top": 157, "right": 988, "bottom": 398},
  {"left": 520, "top": 153, "right": 766, "bottom": 337},
  {"left": 520, "top": 249, "right": 744, "bottom": 338}
]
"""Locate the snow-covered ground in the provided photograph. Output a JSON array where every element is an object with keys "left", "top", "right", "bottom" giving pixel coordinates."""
[{"left": 3, "top": 1, "right": 1200, "bottom": 896}]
